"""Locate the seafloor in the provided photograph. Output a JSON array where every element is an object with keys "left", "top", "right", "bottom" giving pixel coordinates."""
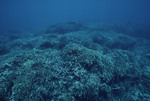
[{"left": 0, "top": 22, "right": 150, "bottom": 101}]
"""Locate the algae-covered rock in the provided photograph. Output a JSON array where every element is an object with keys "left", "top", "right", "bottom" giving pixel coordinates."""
[
  {"left": 108, "top": 49, "right": 139, "bottom": 78},
  {"left": 72, "top": 73, "right": 101, "bottom": 101},
  {"left": 61, "top": 43, "right": 114, "bottom": 82},
  {"left": 122, "top": 89, "right": 144, "bottom": 101},
  {"left": 46, "top": 22, "right": 85, "bottom": 34},
  {"left": 99, "top": 83, "right": 111, "bottom": 98},
  {"left": 0, "top": 42, "right": 9, "bottom": 55},
  {"left": 61, "top": 43, "right": 102, "bottom": 70},
  {"left": 92, "top": 32, "right": 136, "bottom": 50},
  {"left": 58, "top": 31, "right": 93, "bottom": 49}
]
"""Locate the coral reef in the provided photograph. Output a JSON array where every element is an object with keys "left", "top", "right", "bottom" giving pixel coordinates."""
[{"left": 0, "top": 22, "right": 150, "bottom": 101}]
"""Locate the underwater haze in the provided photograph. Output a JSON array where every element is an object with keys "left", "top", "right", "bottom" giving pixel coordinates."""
[
  {"left": 0, "top": 0, "right": 150, "bottom": 30},
  {"left": 0, "top": 0, "right": 150, "bottom": 101}
]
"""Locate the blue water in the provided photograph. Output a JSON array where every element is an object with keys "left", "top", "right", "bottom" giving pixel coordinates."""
[{"left": 0, "top": 0, "right": 150, "bottom": 31}]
